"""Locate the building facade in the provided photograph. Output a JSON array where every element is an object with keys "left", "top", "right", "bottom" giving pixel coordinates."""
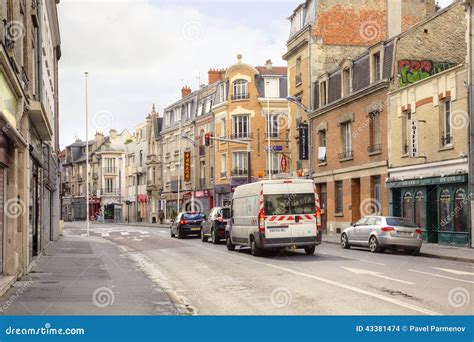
[
  {"left": 0, "top": 0, "right": 61, "bottom": 293},
  {"left": 387, "top": 2, "right": 471, "bottom": 245}
]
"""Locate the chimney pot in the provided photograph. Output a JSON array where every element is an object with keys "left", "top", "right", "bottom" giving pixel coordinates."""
[{"left": 181, "top": 85, "right": 192, "bottom": 98}]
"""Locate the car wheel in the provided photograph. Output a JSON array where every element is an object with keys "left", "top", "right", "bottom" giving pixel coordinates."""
[
  {"left": 201, "top": 228, "right": 208, "bottom": 242},
  {"left": 369, "top": 236, "right": 382, "bottom": 253},
  {"left": 226, "top": 234, "right": 235, "bottom": 251},
  {"left": 341, "top": 233, "right": 350, "bottom": 249},
  {"left": 406, "top": 248, "right": 420, "bottom": 256},
  {"left": 170, "top": 228, "right": 175, "bottom": 238},
  {"left": 211, "top": 229, "right": 219, "bottom": 244},
  {"left": 304, "top": 246, "right": 316, "bottom": 255},
  {"left": 250, "top": 237, "right": 262, "bottom": 257},
  {"left": 177, "top": 228, "right": 184, "bottom": 239}
]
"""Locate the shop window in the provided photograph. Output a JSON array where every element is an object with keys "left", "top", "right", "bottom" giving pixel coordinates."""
[
  {"left": 403, "top": 192, "right": 413, "bottom": 221},
  {"left": 414, "top": 191, "right": 426, "bottom": 229},
  {"left": 454, "top": 189, "right": 468, "bottom": 232},
  {"left": 335, "top": 181, "right": 343, "bottom": 214},
  {"left": 439, "top": 189, "right": 452, "bottom": 231}
]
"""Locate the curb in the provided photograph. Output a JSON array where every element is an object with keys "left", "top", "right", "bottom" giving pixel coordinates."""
[{"left": 322, "top": 240, "right": 474, "bottom": 264}]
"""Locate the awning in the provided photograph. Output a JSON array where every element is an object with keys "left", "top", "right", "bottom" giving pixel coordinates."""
[{"left": 29, "top": 100, "right": 53, "bottom": 141}]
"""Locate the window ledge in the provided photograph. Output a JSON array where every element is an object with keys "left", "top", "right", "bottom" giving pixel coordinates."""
[
  {"left": 334, "top": 213, "right": 344, "bottom": 217},
  {"left": 439, "top": 145, "right": 454, "bottom": 152},
  {"left": 401, "top": 154, "right": 410, "bottom": 159},
  {"left": 231, "top": 98, "right": 249, "bottom": 103},
  {"left": 338, "top": 157, "right": 353, "bottom": 162},
  {"left": 368, "top": 151, "right": 382, "bottom": 156},
  {"left": 318, "top": 161, "right": 327, "bottom": 166}
]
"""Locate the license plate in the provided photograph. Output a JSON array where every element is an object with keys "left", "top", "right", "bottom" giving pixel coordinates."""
[
  {"left": 191, "top": 227, "right": 201, "bottom": 231},
  {"left": 268, "top": 227, "right": 288, "bottom": 233},
  {"left": 399, "top": 231, "right": 412, "bottom": 237}
]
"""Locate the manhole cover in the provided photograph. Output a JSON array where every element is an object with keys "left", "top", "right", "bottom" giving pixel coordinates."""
[{"left": 218, "top": 285, "right": 250, "bottom": 292}]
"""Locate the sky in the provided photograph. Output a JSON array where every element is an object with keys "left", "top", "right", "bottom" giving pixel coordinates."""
[{"left": 58, "top": 0, "right": 455, "bottom": 148}]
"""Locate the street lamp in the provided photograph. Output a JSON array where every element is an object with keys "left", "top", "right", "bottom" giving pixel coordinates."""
[{"left": 84, "top": 72, "right": 90, "bottom": 237}]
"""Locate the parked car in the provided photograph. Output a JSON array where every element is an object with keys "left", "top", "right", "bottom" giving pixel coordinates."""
[
  {"left": 201, "top": 206, "right": 231, "bottom": 244},
  {"left": 170, "top": 212, "right": 206, "bottom": 239},
  {"left": 226, "top": 179, "right": 322, "bottom": 256},
  {"left": 340, "top": 216, "right": 422, "bottom": 254}
]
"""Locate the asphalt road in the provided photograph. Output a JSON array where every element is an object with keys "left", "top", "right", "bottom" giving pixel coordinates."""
[{"left": 66, "top": 223, "right": 474, "bottom": 315}]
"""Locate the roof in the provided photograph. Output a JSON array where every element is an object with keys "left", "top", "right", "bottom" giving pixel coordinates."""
[{"left": 256, "top": 66, "right": 287, "bottom": 76}]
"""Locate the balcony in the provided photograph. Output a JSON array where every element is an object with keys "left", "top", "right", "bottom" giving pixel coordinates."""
[
  {"left": 231, "top": 93, "right": 250, "bottom": 101},
  {"left": 100, "top": 188, "right": 120, "bottom": 196},
  {"left": 265, "top": 169, "right": 279, "bottom": 175},
  {"left": 220, "top": 171, "right": 227, "bottom": 178},
  {"left": 231, "top": 169, "right": 248, "bottom": 177},
  {"left": 295, "top": 73, "right": 302, "bottom": 86},
  {"left": 103, "top": 167, "right": 118, "bottom": 174},
  {"left": 338, "top": 149, "right": 353, "bottom": 161},
  {"left": 199, "top": 145, "right": 206, "bottom": 156},
  {"left": 367, "top": 144, "right": 382, "bottom": 154},
  {"left": 230, "top": 132, "right": 252, "bottom": 140}
]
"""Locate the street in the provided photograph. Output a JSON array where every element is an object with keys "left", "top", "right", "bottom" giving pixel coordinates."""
[{"left": 62, "top": 222, "right": 473, "bottom": 315}]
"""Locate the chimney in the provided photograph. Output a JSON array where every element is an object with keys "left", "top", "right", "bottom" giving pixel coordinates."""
[
  {"left": 95, "top": 131, "right": 104, "bottom": 146},
  {"left": 208, "top": 68, "right": 222, "bottom": 84},
  {"left": 265, "top": 59, "right": 273, "bottom": 70},
  {"left": 109, "top": 129, "right": 117, "bottom": 140},
  {"left": 181, "top": 85, "right": 192, "bottom": 98}
]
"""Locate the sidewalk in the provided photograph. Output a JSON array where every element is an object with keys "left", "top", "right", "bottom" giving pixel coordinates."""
[
  {"left": 322, "top": 234, "right": 474, "bottom": 263},
  {"left": 0, "top": 234, "right": 179, "bottom": 315}
]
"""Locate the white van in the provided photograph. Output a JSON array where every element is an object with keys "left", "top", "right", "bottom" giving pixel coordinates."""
[{"left": 226, "top": 179, "right": 322, "bottom": 256}]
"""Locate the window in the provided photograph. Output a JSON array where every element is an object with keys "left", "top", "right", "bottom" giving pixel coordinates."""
[
  {"left": 269, "top": 152, "right": 280, "bottom": 174},
  {"left": 218, "top": 83, "right": 227, "bottom": 103},
  {"left": 320, "top": 81, "right": 327, "bottom": 106},
  {"left": 439, "top": 189, "right": 452, "bottom": 231},
  {"left": 264, "top": 78, "right": 280, "bottom": 98},
  {"left": 220, "top": 118, "right": 226, "bottom": 138},
  {"left": 403, "top": 192, "right": 413, "bottom": 221},
  {"left": 232, "top": 152, "right": 248, "bottom": 175},
  {"left": 105, "top": 178, "right": 114, "bottom": 193},
  {"left": 369, "top": 111, "right": 381, "bottom": 153},
  {"left": 264, "top": 193, "right": 315, "bottom": 215},
  {"left": 372, "top": 52, "right": 381, "bottom": 82},
  {"left": 139, "top": 150, "right": 143, "bottom": 166},
  {"left": 402, "top": 113, "right": 410, "bottom": 154},
  {"left": 205, "top": 99, "right": 212, "bottom": 113},
  {"left": 340, "top": 122, "right": 352, "bottom": 159},
  {"left": 221, "top": 153, "right": 227, "bottom": 177},
  {"left": 415, "top": 191, "right": 426, "bottom": 229},
  {"left": 267, "top": 114, "right": 279, "bottom": 138},
  {"left": 441, "top": 100, "right": 452, "bottom": 146},
  {"left": 79, "top": 184, "right": 83, "bottom": 195},
  {"left": 232, "top": 115, "right": 250, "bottom": 138},
  {"left": 232, "top": 79, "right": 249, "bottom": 100},
  {"left": 318, "top": 130, "right": 327, "bottom": 162},
  {"left": 342, "top": 67, "right": 351, "bottom": 96},
  {"left": 295, "top": 57, "right": 302, "bottom": 85},
  {"left": 371, "top": 176, "right": 381, "bottom": 215},
  {"left": 292, "top": 7, "right": 305, "bottom": 31},
  {"left": 169, "top": 110, "right": 174, "bottom": 125},
  {"left": 335, "top": 181, "right": 343, "bottom": 214},
  {"left": 197, "top": 102, "right": 203, "bottom": 116}
]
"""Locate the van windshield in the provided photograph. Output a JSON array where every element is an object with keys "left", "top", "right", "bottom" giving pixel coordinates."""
[
  {"left": 264, "top": 193, "right": 315, "bottom": 215},
  {"left": 218, "top": 208, "right": 231, "bottom": 219}
]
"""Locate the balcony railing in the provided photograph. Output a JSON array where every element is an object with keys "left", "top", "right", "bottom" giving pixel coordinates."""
[
  {"left": 441, "top": 133, "right": 452, "bottom": 147},
  {"left": 264, "top": 132, "right": 280, "bottom": 139},
  {"left": 21, "top": 67, "right": 29, "bottom": 90},
  {"left": 338, "top": 149, "right": 353, "bottom": 160},
  {"left": 231, "top": 169, "right": 248, "bottom": 176},
  {"left": 295, "top": 73, "right": 302, "bottom": 85},
  {"left": 103, "top": 167, "right": 117, "bottom": 174},
  {"left": 367, "top": 144, "right": 382, "bottom": 154},
  {"left": 231, "top": 93, "right": 250, "bottom": 101},
  {"left": 199, "top": 145, "right": 206, "bottom": 156},
  {"left": 265, "top": 169, "right": 279, "bottom": 175},
  {"left": 100, "top": 188, "right": 120, "bottom": 196},
  {"left": 230, "top": 132, "right": 252, "bottom": 140}
]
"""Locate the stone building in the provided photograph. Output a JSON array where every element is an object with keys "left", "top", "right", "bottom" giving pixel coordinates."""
[
  {"left": 386, "top": 2, "right": 471, "bottom": 245},
  {"left": 124, "top": 122, "right": 148, "bottom": 223},
  {"left": 0, "top": 0, "right": 61, "bottom": 294},
  {"left": 213, "top": 56, "right": 288, "bottom": 206},
  {"left": 284, "top": 0, "right": 436, "bottom": 178}
]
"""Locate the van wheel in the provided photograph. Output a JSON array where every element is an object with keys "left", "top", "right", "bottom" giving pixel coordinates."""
[
  {"left": 304, "top": 246, "right": 316, "bottom": 255},
  {"left": 250, "top": 237, "right": 262, "bottom": 257},
  {"left": 341, "top": 233, "right": 350, "bottom": 249},
  {"left": 369, "top": 236, "right": 382, "bottom": 253},
  {"left": 226, "top": 234, "right": 235, "bottom": 251},
  {"left": 211, "top": 229, "right": 219, "bottom": 244},
  {"left": 201, "top": 228, "right": 208, "bottom": 242}
]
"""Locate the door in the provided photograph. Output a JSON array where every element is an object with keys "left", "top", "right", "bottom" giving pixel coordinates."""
[
  {"left": 359, "top": 217, "right": 378, "bottom": 243},
  {"left": 319, "top": 183, "right": 327, "bottom": 234},
  {"left": 351, "top": 178, "right": 361, "bottom": 222},
  {"left": 352, "top": 218, "right": 368, "bottom": 243},
  {"left": 0, "top": 167, "right": 4, "bottom": 273}
]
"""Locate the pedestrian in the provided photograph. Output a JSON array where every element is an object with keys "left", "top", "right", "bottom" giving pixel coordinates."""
[{"left": 159, "top": 210, "right": 165, "bottom": 224}]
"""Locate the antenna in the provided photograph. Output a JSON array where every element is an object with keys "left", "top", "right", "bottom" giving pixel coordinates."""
[{"left": 196, "top": 72, "right": 201, "bottom": 88}]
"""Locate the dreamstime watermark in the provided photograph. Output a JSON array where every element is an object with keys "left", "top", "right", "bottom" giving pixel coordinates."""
[
  {"left": 182, "top": 21, "right": 202, "bottom": 41},
  {"left": 4, "top": 198, "right": 26, "bottom": 219},
  {"left": 0, "top": 279, "right": 33, "bottom": 313},
  {"left": 182, "top": 197, "right": 204, "bottom": 212},
  {"left": 5, "top": 323, "right": 85, "bottom": 336},
  {"left": 270, "top": 287, "right": 292, "bottom": 308},
  {"left": 448, "top": 287, "right": 470, "bottom": 308},
  {"left": 440, "top": 191, "right": 473, "bottom": 228},
  {"left": 92, "top": 110, "right": 114, "bottom": 131},
  {"left": 359, "top": 20, "right": 382, "bottom": 43},
  {"left": 5, "top": 21, "right": 26, "bottom": 42},
  {"left": 92, "top": 287, "right": 115, "bottom": 308},
  {"left": 451, "top": 110, "right": 469, "bottom": 130},
  {"left": 359, "top": 198, "right": 382, "bottom": 216}
]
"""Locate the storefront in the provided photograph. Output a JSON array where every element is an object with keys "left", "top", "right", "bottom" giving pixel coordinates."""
[
  {"left": 387, "top": 174, "right": 470, "bottom": 246},
  {"left": 215, "top": 184, "right": 232, "bottom": 207},
  {"left": 0, "top": 132, "right": 14, "bottom": 274}
]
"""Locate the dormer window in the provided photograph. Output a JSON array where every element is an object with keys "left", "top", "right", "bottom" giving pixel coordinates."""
[
  {"left": 293, "top": 7, "right": 305, "bottom": 31},
  {"left": 319, "top": 80, "right": 327, "bottom": 106},
  {"left": 232, "top": 79, "right": 249, "bottom": 100},
  {"left": 342, "top": 67, "right": 351, "bottom": 97},
  {"left": 372, "top": 52, "right": 381, "bottom": 82}
]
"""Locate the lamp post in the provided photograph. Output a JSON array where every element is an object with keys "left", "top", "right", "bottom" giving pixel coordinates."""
[
  {"left": 266, "top": 81, "right": 271, "bottom": 180},
  {"left": 84, "top": 72, "right": 90, "bottom": 237},
  {"left": 287, "top": 95, "right": 311, "bottom": 178}
]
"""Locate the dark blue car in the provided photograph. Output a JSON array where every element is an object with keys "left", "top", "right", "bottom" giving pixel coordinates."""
[{"left": 170, "top": 212, "right": 206, "bottom": 239}]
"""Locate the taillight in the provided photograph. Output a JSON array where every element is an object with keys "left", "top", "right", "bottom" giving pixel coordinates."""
[
  {"left": 315, "top": 207, "right": 321, "bottom": 230},
  {"left": 179, "top": 219, "right": 187, "bottom": 225},
  {"left": 258, "top": 209, "right": 266, "bottom": 233},
  {"left": 381, "top": 226, "right": 395, "bottom": 232},
  {"left": 415, "top": 229, "right": 422, "bottom": 235}
]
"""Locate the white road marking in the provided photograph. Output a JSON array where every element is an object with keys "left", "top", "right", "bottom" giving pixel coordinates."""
[
  {"left": 409, "top": 269, "right": 474, "bottom": 284},
  {"left": 121, "top": 232, "right": 130, "bottom": 236},
  {"left": 315, "top": 252, "right": 385, "bottom": 266},
  {"left": 158, "top": 231, "right": 168, "bottom": 234},
  {"left": 431, "top": 267, "right": 474, "bottom": 276},
  {"left": 170, "top": 238, "right": 439, "bottom": 315},
  {"left": 341, "top": 267, "right": 415, "bottom": 285},
  {"left": 101, "top": 232, "right": 110, "bottom": 238}
]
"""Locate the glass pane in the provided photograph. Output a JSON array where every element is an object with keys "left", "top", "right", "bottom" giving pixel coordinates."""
[
  {"left": 264, "top": 194, "right": 315, "bottom": 215},
  {"left": 386, "top": 217, "right": 417, "bottom": 227}
]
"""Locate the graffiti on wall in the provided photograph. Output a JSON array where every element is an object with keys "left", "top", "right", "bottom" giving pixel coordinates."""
[{"left": 398, "top": 60, "right": 457, "bottom": 87}]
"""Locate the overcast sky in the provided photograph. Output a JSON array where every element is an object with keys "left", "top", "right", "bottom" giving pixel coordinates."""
[{"left": 58, "top": 0, "right": 455, "bottom": 148}]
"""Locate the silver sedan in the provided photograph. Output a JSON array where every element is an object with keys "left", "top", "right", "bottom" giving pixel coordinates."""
[{"left": 340, "top": 216, "right": 423, "bottom": 254}]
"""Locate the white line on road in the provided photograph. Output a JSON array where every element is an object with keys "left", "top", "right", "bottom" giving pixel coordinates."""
[
  {"left": 341, "top": 267, "right": 415, "bottom": 285},
  {"left": 431, "top": 267, "right": 474, "bottom": 276},
  {"left": 121, "top": 232, "right": 130, "bottom": 236},
  {"left": 315, "top": 252, "right": 385, "bottom": 266},
  {"left": 409, "top": 269, "right": 474, "bottom": 284},
  {"left": 172, "top": 239, "right": 439, "bottom": 315}
]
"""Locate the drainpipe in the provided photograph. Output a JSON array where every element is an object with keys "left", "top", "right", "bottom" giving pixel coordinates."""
[
  {"left": 308, "top": 25, "right": 314, "bottom": 180},
  {"left": 36, "top": 0, "right": 43, "bottom": 103},
  {"left": 466, "top": 0, "right": 473, "bottom": 247}
]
